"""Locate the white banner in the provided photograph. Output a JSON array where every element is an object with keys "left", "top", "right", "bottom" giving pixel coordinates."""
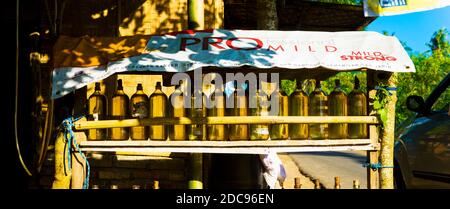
[{"left": 52, "top": 29, "right": 415, "bottom": 99}]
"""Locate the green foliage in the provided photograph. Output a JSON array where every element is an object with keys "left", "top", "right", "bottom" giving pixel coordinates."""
[
  {"left": 427, "top": 28, "right": 450, "bottom": 57},
  {"left": 396, "top": 53, "right": 450, "bottom": 124},
  {"left": 321, "top": 71, "right": 367, "bottom": 95},
  {"left": 373, "top": 86, "right": 391, "bottom": 128},
  {"left": 280, "top": 79, "right": 296, "bottom": 96},
  {"left": 309, "top": 0, "right": 362, "bottom": 5}
]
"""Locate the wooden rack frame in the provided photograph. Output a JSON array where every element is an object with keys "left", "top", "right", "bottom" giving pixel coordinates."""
[
  {"left": 74, "top": 116, "right": 380, "bottom": 154},
  {"left": 61, "top": 71, "right": 397, "bottom": 190}
]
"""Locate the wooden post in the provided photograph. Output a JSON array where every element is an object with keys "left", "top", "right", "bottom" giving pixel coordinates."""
[
  {"left": 188, "top": 154, "right": 203, "bottom": 189},
  {"left": 379, "top": 72, "right": 397, "bottom": 189},
  {"left": 51, "top": 131, "right": 71, "bottom": 189},
  {"left": 334, "top": 176, "right": 341, "bottom": 189},
  {"left": 367, "top": 70, "right": 380, "bottom": 189},
  {"left": 367, "top": 125, "right": 379, "bottom": 189},
  {"left": 71, "top": 131, "right": 87, "bottom": 189},
  {"left": 188, "top": 0, "right": 204, "bottom": 30},
  {"left": 353, "top": 179, "right": 360, "bottom": 189},
  {"left": 188, "top": 0, "right": 204, "bottom": 189},
  {"left": 294, "top": 177, "right": 302, "bottom": 189},
  {"left": 256, "top": 0, "right": 278, "bottom": 30}
]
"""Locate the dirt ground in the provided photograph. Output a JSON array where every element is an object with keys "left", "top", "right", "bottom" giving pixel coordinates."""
[{"left": 278, "top": 154, "right": 315, "bottom": 189}]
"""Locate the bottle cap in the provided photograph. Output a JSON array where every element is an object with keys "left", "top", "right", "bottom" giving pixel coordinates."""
[
  {"left": 94, "top": 82, "right": 101, "bottom": 91},
  {"left": 137, "top": 83, "right": 143, "bottom": 90},
  {"left": 117, "top": 79, "right": 123, "bottom": 90},
  {"left": 335, "top": 79, "right": 341, "bottom": 87},
  {"left": 354, "top": 76, "right": 360, "bottom": 89},
  {"left": 156, "top": 81, "right": 162, "bottom": 88}
]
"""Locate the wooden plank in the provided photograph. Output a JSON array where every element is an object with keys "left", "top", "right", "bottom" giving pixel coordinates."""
[
  {"left": 74, "top": 116, "right": 380, "bottom": 130},
  {"left": 367, "top": 125, "right": 380, "bottom": 189},
  {"left": 366, "top": 69, "right": 380, "bottom": 189},
  {"left": 79, "top": 144, "right": 377, "bottom": 154},
  {"left": 79, "top": 139, "right": 372, "bottom": 147}
]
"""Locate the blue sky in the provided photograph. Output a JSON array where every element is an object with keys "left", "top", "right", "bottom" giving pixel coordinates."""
[{"left": 366, "top": 5, "right": 450, "bottom": 53}]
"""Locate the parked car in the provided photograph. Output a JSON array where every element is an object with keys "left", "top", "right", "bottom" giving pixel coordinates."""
[{"left": 394, "top": 72, "right": 450, "bottom": 189}]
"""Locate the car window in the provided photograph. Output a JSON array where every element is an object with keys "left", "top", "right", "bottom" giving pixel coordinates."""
[{"left": 431, "top": 85, "right": 449, "bottom": 113}]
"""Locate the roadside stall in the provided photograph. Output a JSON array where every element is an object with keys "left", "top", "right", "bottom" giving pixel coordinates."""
[{"left": 49, "top": 29, "right": 415, "bottom": 189}]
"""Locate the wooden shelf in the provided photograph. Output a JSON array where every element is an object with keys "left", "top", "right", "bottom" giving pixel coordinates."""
[
  {"left": 79, "top": 139, "right": 379, "bottom": 154},
  {"left": 74, "top": 116, "right": 379, "bottom": 130}
]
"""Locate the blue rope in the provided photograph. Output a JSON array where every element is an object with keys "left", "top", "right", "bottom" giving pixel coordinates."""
[
  {"left": 362, "top": 162, "right": 394, "bottom": 171},
  {"left": 61, "top": 115, "right": 90, "bottom": 189},
  {"left": 375, "top": 86, "right": 397, "bottom": 95}
]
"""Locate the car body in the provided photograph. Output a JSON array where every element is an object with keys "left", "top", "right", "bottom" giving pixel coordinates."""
[{"left": 394, "top": 72, "right": 450, "bottom": 189}]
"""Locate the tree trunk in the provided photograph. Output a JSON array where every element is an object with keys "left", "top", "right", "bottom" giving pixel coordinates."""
[{"left": 256, "top": 0, "right": 278, "bottom": 30}]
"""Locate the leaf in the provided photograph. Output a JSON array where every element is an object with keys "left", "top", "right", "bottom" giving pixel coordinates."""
[
  {"left": 373, "top": 101, "right": 381, "bottom": 109},
  {"left": 281, "top": 79, "right": 296, "bottom": 96},
  {"left": 379, "top": 108, "right": 388, "bottom": 127}
]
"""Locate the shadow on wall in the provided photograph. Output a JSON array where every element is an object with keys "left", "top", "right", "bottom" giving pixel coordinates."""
[
  {"left": 56, "top": 0, "right": 222, "bottom": 37},
  {"left": 58, "top": 0, "right": 186, "bottom": 36}
]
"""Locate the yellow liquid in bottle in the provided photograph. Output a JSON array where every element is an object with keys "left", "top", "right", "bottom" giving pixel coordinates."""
[
  {"left": 348, "top": 77, "right": 368, "bottom": 138},
  {"left": 149, "top": 82, "right": 168, "bottom": 141},
  {"left": 169, "top": 84, "right": 187, "bottom": 141},
  {"left": 250, "top": 89, "right": 269, "bottom": 140},
  {"left": 88, "top": 83, "right": 107, "bottom": 140},
  {"left": 188, "top": 89, "right": 206, "bottom": 141},
  {"left": 207, "top": 87, "right": 227, "bottom": 141},
  {"left": 130, "top": 84, "right": 149, "bottom": 140},
  {"left": 270, "top": 90, "right": 289, "bottom": 140},
  {"left": 309, "top": 81, "right": 328, "bottom": 140},
  {"left": 290, "top": 87, "right": 309, "bottom": 140},
  {"left": 228, "top": 88, "right": 248, "bottom": 141},
  {"left": 328, "top": 80, "right": 348, "bottom": 139},
  {"left": 110, "top": 80, "right": 129, "bottom": 141}
]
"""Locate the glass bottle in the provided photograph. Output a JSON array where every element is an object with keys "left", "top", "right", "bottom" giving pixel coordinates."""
[
  {"left": 130, "top": 83, "right": 149, "bottom": 140},
  {"left": 149, "top": 82, "right": 168, "bottom": 141},
  {"left": 348, "top": 76, "right": 368, "bottom": 138},
  {"left": 270, "top": 87, "right": 289, "bottom": 140},
  {"left": 309, "top": 79, "right": 328, "bottom": 139},
  {"left": 289, "top": 81, "right": 309, "bottom": 140},
  {"left": 88, "top": 82, "right": 107, "bottom": 140},
  {"left": 110, "top": 79, "right": 129, "bottom": 141},
  {"left": 249, "top": 81, "right": 270, "bottom": 140},
  {"left": 227, "top": 81, "right": 248, "bottom": 141},
  {"left": 169, "top": 80, "right": 187, "bottom": 141},
  {"left": 328, "top": 79, "right": 348, "bottom": 139},
  {"left": 187, "top": 84, "right": 206, "bottom": 141},
  {"left": 207, "top": 82, "right": 227, "bottom": 141}
]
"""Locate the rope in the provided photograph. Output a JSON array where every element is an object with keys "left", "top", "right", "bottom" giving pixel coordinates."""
[
  {"left": 375, "top": 86, "right": 397, "bottom": 95},
  {"left": 362, "top": 162, "right": 394, "bottom": 171},
  {"left": 61, "top": 115, "right": 90, "bottom": 189}
]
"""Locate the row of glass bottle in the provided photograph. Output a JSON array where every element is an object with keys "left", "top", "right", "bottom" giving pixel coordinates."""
[{"left": 87, "top": 77, "right": 367, "bottom": 141}]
